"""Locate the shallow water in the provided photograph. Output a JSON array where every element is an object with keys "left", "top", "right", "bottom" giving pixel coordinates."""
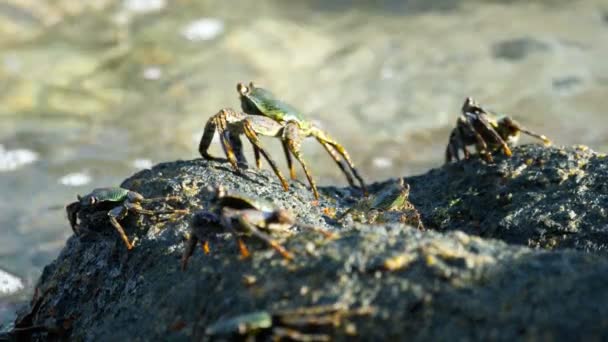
[{"left": 0, "top": 0, "right": 607, "bottom": 329}]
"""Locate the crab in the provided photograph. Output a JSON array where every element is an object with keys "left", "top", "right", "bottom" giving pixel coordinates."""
[
  {"left": 66, "top": 187, "right": 187, "bottom": 250},
  {"left": 181, "top": 186, "right": 335, "bottom": 269},
  {"left": 205, "top": 303, "right": 374, "bottom": 341},
  {"left": 446, "top": 97, "right": 551, "bottom": 163},
  {"left": 338, "top": 179, "right": 424, "bottom": 229},
  {"left": 198, "top": 82, "right": 367, "bottom": 200},
  {"left": 182, "top": 186, "right": 331, "bottom": 269}
]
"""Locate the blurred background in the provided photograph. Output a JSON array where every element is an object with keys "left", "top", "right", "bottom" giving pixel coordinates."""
[{"left": 1, "top": 0, "right": 607, "bottom": 328}]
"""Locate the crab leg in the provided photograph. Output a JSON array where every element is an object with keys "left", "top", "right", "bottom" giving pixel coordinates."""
[
  {"left": 253, "top": 145, "right": 262, "bottom": 169},
  {"left": 216, "top": 112, "right": 242, "bottom": 171},
  {"left": 220, "top": 128, "right": 248, "bottom": 168},
  {"left": 108, "top": 205, "right": 134, "bottom": 250},
  {"left": 241, "top": 119, "right": 289, "bottom": 191},
  {"left": 478, "top": 116, "right": 512, "bottom": 157},
  {"left": 298, "top": 223, "right": 336, "bottom": 239},
  {"left": 125, "top": 202, "right": 155, "bottom": 215},
  {"left": 282, "top": 140, "right": 297, "bottom": 180},
  {"left": 446, "top": 119, "right": 463, "bottom": 162},
  {"left": 460, "top": 115, "right": 494, "bottom": 162},
  {"left": 272, "top": 327, "right": 330, "bottom": 342},
  {"left": 181, "top": 234, "right": 199, "bottom": 270},
  {"left": 236, "top": 213, "right": 294, "bottom": 260},
  {"left": 219, "top": 215, "right": 251, "bottom": 259},
  {"left": 317, "top": 140, "right": 355, "bottom": 187},
  {"left": 448, "top": 117, "right": 472, "bottom": 162},
  {"left": 198, "top": 109, "right": 242, "bottom": 171},
  {"left": 500, "top": 117, "right": 551, "bottom": 145},
  {"left": 458, "top": 125, "right": 472, "bottom": 160},
  {"left": 465, "top": 112, "right": 512, "bottom": 158},
  {"left": 226, "top": 130, "right": 248, "bottom": 166},
  {"left": 140, "top": 195, "right": 181, "bottom": 203},
  {"left": 283, "top": 122, "right": 320, "bottom": 200},
  {"left": 198, "top": 112, "right": 220, "bottom": 160},
  {"left": 445, "top": 132, "right": 459, "bottom": 162},
  {"left": 519, "top": 128, "right": 551, "bottom": 145},
  {"left": 236, "top": 238, "right": 251, "bottom": 258},
  {"left": 310, "top": 126, "right": 367, "bottom": 193}
]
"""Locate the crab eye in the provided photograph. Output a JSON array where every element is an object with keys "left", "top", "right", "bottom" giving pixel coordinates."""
[
  {"left": 89, "top": 197, "right": 96, "bottom": 205},
  {"left": 249, "top": 81, "right": 256, "bottom": 89},
  {"left": 236, "top": 82, "right": 248, "bottom": 95}
]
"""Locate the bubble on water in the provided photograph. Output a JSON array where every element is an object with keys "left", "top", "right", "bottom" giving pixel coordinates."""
[
  {"left": 381, "top": 65, "right": 395, "bottom": 79},
  {"left": 181, "top": 18, "right": 224, "bottom": 42},
  {"left": 0, "top": 269, "right": 24, "bottom": 296},
  {"left": 3, "top": 54, "right": 21, "bottom": 73},
  {"left": 142, "top": 67, "right": 162, "bottom": 80},
  {"left": 132, "top": 158, "right": 153, "bottom": 169},
  {"left": 0, "top": 145, "right": 38, "bottom": 172},
  {"left": 59, "top": 172, "right": 92, "bottom": 187},
  {"left": 123, "top": 0, "right": 166, "bottom": 13},
  {"left": 372, "top": 157, "right": 393, "bottom": 169}
]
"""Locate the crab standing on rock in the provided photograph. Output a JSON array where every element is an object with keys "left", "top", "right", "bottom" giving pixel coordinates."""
[
  {"left": 446, "top": 97, "right": 551, "bottom": 163},
  {"left": 181, "top": 186, "right": 295, "bottom": 269},
  {"left": 181, "top": 186, "right": 332, "bottom": 270},
  {"left": 339, "top": 179, "right": 424, "bottom": 229},
  {"left": 66, "top": 187, "right": 187, "bottom": 250},
  {"left": 205, "top": 303, "right": 375, "bottom": 341},
  {"left": 198, "top": 82, "right": 367, "bottom": 200}
]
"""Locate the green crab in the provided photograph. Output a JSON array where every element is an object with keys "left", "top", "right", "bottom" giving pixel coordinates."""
[
  {"left": 66, "top": 187, "right": 186, "bottom": 250},
  {"left": 339, "top": 179, "right": 424, "bottom": 229},
  {"left": 446, "top": 97, "right": 551, "bottom": 163},
  {"left": 205, "top": 304, "right": 374, "bottom": 341},
  {"left": 198, "top": 82, "right": 367, "bottom": 200}
]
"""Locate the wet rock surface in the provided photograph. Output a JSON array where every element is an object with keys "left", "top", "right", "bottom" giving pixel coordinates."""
[{"left": 9, "top": 145, "right": 608, "bottom": 340}]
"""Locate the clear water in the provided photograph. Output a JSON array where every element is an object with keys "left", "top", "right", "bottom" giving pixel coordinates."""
[{"left": 1, "top": 0, "right": 607, "bottom": 329}]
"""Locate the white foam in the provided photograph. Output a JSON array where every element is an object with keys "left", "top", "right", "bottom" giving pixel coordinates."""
[
  {"left": 181, "top": 18, "right": 224, "bottom": 42},
  {"left": 0, "top": 269, "right": 24, "bottom": 296},
  {"left": 132, "top": 158, "right": 153, "bottom": 169},
  {"left": 123, "top": 0, "right": 166, "bottom": 13},
  {"left": 372, "top": 157, "right": 393, "bottom": 169},
  {"left": 0, "top": 145, "right": 38, "bottom": 172},
  {"left": 142, "top": 67, "right": 162, "bottom": 80},
  {"left": 59, "top": 172, "right": 92, "bottom": 187}
]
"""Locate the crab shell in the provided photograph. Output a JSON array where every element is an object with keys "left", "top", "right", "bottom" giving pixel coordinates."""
[{"left": 237, "top": 82, "right": 308, "bottom": 127}]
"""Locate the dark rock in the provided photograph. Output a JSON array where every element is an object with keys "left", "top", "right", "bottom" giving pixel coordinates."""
[
  {"left": 409, "top": 145, "right": 608, "bottom": 252},
  {"left": 492, "top": 37, "right": 549, "bottom": 61},
  {"left": 11, "top": 145, "right": 608, "bottom": 341},
  {"left": 552, "top": 76, "right": 585, "bottom": 95}
]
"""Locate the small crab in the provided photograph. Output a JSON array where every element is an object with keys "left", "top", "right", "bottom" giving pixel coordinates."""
[
  {"left": 66, "top": 187, "right": 186, "bottom": 250},
  {"left": 181, "top": 187, "right": 295, "bottom": 269},
  {"left": 205, "top": 304, "right": 374, "bottom": 341},
  {"left": 446, "top": 97, "right": 551, "bottom": 163},
  {"left": 198, "top": 82, "right": 366, "bottom": 200},
  {"left": 181, "top": 186, "right": 333, "bottom": 269},
  {"left": 338, "top": 179, "right": 424, "bottom": 229}
]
